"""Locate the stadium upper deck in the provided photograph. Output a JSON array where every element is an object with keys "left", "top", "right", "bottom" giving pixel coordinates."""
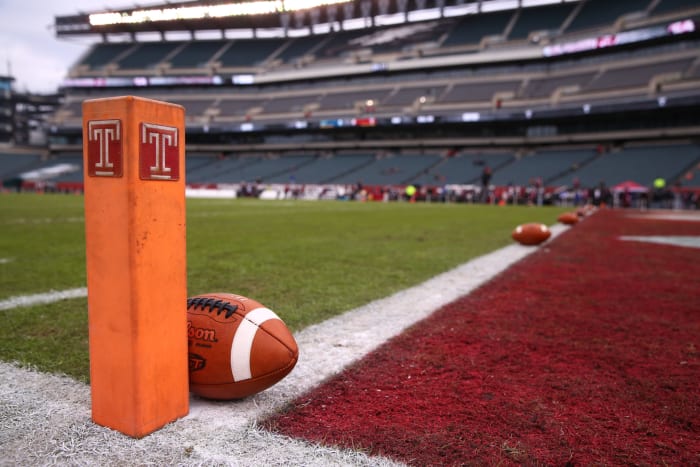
[
  {"left": 47, "top": 0, "right": 700, "bottom": 157},
  {"left": 58, "top": 0, "right": 700, "bottom": 79},
  {"left": 3, "top": 0, "right": 700, "bottom": 202}
]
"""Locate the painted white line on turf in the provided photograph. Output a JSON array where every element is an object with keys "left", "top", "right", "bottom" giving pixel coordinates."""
[
  {"left": 619, "top": 235, "right": 700, "bottom": 249},
  {"left": 625, "top": 211, "right": 700, "bottom": 222},
  {"left": 0, "top": 224, "right": 569, "bottom": 465},
  {"left": 0, "top": 216, "right": 84, "bottom": 225},
  {"left": 0, "top": 258, "right": 11, "bottom": 264},
  {"left": 0, "top": 287, "right": 87, "bottom": 311}
]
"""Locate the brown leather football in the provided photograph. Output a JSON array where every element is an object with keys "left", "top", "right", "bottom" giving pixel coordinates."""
[
  {"left": 511, "top": 223, "right": 551, "bottom": 246},
  {"left": 187, "top": 293, "right": 298, "bottom": 400},
  {"left": 558, "top": 212, "right": 579, "bottom": 225}
]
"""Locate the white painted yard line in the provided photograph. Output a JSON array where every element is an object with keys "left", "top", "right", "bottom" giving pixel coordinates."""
[
  {"left": 626, "top": 211, "right": 700, "bottom": 222},
  {"left": 0, "top": 224, "right": 569, "bottom": 465},
  {"left": 0, "top": 216, "right": 84, "bottom": 225},
  {"left": 0, "top": 287, "right": 87, "bottom": 311},
  {"left": 619, "top": 235, "right": 700, "bottom": 249}
]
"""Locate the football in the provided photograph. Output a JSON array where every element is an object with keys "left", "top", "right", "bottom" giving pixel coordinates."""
[
  {"left": 577, "top": 205, "right": 596, "bottom": 217},
  {"left": 558, "top": 212, "right": 579, "bottom": 225},
  {"left": 187, "top": 293, "right": 298, "bottom": 400},
  {"left": 512, "top": 223, "right": 551, "bottom": 246}
]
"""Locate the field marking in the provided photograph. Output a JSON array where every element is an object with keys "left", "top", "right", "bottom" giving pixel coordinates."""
[
  {"left": 0, "top": 225, "right": 569, "bottom": 465},
  {"left": 0, "top": 287, "right": 87, "bottom": 311},
  {"left": 625, "top": 211, "right": 700, "bottom": 222},
  {"left": 619, "top": 235, "right": 700, "bottom": 249},
  {"left": 0, "top": 258, "right": 11, "bottom": 264},
  {"left": 0, "top": 216, "right": 84, "bottom": 225}
]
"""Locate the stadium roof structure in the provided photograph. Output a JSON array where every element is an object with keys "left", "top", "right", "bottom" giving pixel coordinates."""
[{"left": 55, "top": 0, "right": 581, "bottom": 38}]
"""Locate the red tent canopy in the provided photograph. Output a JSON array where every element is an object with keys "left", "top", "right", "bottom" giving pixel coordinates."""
[{"left": 612, "top": 180, "right": 649, "bottom": 193}]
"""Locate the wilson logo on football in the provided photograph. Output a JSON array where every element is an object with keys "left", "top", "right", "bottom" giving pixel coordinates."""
[
  {"left": 188, "top": 353, "right": 207, "bottom": 372},
  {"left": 187, "top": 321, "right": 217, "bottom": 342}
]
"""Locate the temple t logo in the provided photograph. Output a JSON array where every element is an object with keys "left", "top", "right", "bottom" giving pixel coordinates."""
[
  {"left": 140, "top": 122, "right": 180, "bottom": 181},
  {"left": 87, "top": 119, "right": 122, "bottom": 177}
]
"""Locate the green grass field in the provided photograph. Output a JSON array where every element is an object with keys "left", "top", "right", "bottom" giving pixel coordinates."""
[{"left": 0, "top": 193, "right": 568, "bottom": 381}]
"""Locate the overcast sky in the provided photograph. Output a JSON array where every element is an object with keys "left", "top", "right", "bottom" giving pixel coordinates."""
[{"left": 0, "top": 0, "right": 136, "bottom": 94}]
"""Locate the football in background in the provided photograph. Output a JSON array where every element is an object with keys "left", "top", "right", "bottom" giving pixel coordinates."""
[
  {"left": 187, "top": 293, "right": 298, "bottom": 400},
  {"left": 558, "top": 212, "right": 579, "bottom": 225},
  {"left": 577, "top": 205, "right": 597, "bottom": 217},
  {"left": 512, "top": 223, "right": 551, "bottom": 246}
]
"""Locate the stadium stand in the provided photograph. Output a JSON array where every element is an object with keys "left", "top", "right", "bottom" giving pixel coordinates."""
[
  {"left": 317, "top": 89, "right": 384, "bottom": 111},
  {"left": 42, "top": 153, "right": 84, "bottom": 184},
  {"left": 185, "top": 156, "right": 262, "bottom": 184},
  {"left": 649, "top": 0, "right": 699, "bottom": 16},
  {"left": 564, "top": 0, "right": 643, "bottom": 33},
  {"left": 55, "top": 36, "right": 700, "bottom": 125},
  {"left": 169, "top": 98, "right": 217, "bottom": 119},
  {"left": 584, "top": 57, "right": 695, "bottom": 93},
  {"left": 264, "top": 152, "right": 375, "bottom": 184},
  {"left": 276, "top": 36, "right": 322, "bottom": 65},
  {"left": 548, "top": 143, "right": 700, "bottom": 188},
  {"left": 218, "top": 39, "right": 287, "bottom": 68},
  {"left": 411, "top": 151, "right": 514, "bottom": 186},
  {"left": 261, "top": 95, "right": 318, "bottom": 115},
  {"left": 329, "top": 152, "right": 443, "bottom": 185},
  {"left": 383, "top": 86, "right": 446, "bottom": 108},
  {"left": 78, "top": 43, "right": 134, "bottom": 70},
  {"left": 115, "top": 42, "right": 181, "bottom": 71},
  {"left": 0, "top": 152, "right": 43, "bottom": 181},
  {"left": 438, "top": 79, "right": 522, "bottom": 104},
  {"left": 183, "top": 153, "right": 220, "bottom": 175},
  {"left": 491, "top": 148, "right": 598, "bottom": 187},
  {"left": 5, "top": 0, "right": 693, "bottom": 202},
  {"left": 313, "top": 29, "right": 374, "bottom": 60},
  {"left": 507, "top": 3, "right": 576, "bottom": 41},
  {"left": 168, "top": 41, "right": 227, "bottom": 69},
  {"left": 442, "top": 11, "right": 513, "bottom": 48},
  {"left": 227, "top": 154, "right": 317, "bottom": 182},
  {"left": 216, "top": 98, "right": 265, "bottom": 119}
]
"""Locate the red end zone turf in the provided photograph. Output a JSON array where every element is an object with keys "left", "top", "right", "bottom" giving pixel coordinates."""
[{"left": 264, "top": 210, "right": 700, "bottom": 465}]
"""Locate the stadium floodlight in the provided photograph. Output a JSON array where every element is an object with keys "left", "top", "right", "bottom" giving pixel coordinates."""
[
  {"left": 374, "top": 13, "right": 407, "bottom": 26},
  {"left": 232, "top": 75, "right": 255, "bottom": 85},
  {"left": 442, "top": 3, "right": 478, "bottom": 18},
  {"left": 284, "top": 0, "right": 351, "bottom": 12},
  {"left": 481, "top": 0, "right": 518, "bottom": 13},
  {"left": 523, "top": 0, "right": 570, "bottom": 6},
  {"left": 408, "top": 9, "right": 441, "bottom": 22},
  {"left": 343, "top": 18, "right": 369, "bottom": 30},
  {"left": 89, "top": 0, "right": 353, "bottom": 26},
  {"left": 287, "top": 27, "right": 312, "bottom": 36},
  {"left": 311, "top": 23, "right": 333, "bottom": 34}
]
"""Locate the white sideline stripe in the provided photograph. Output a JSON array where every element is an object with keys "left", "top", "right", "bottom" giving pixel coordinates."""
[
  {"left": 626, "top": 211, "right": 700, "bottom": 222},
  {"left": 0, "top": 224, "right": 569, "bottom": 465},
  {"left": 231, "top": 307, "right": 281, "bottom": 381},
  {"left": 619, "top": 235, "right": 700, "bottom": 249},
  {"left": 0, "top": 287, "right": 87, "bottom": 311},
  {"left": 0, "top": 216, "right": 84, "bottom": 225}
]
